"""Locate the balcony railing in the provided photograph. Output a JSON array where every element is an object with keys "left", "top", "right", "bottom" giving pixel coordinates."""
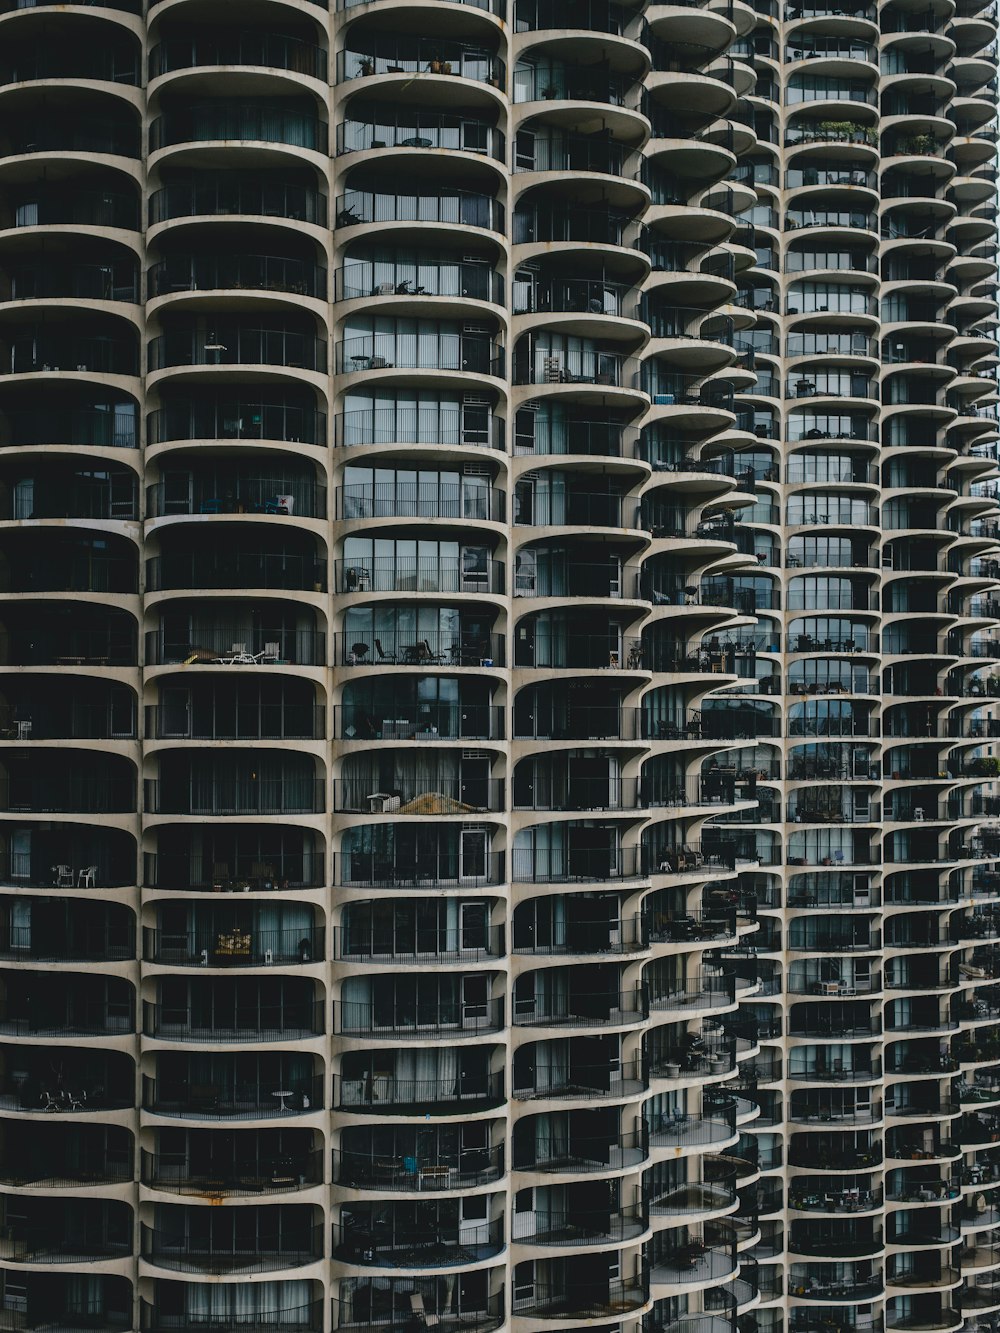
[
  {"left": 332, "top": 704, "right": 504, "bottom": 741},
  {"left": 334, "top": 1070, "right": 504, "bottom": 1112},
  {"left": 147, "top": 399, "right": 326, "bottom": 447},
  {"left": 329, "top": 1289, "right": 503, "bottom": 1332},
  {"left": 144, "top": 926, "right": 324, "bottom": 967},
  {"left": 149, "top": 34, "right": 327, "bottom": 80},
  {"left": 331, "top": 1217, "right": 504, "bottom": 1267},
  {"left": 148, "top": 328, "right": 326, "bottom": 373},
  {"left": 334, "top": 631, "right": 505, "bottom": 668},
  {"left": 3, "top": 121, "right": 139, "bottom": 158},
  {"left": 332, "top": 1144, "right": 504, "bottom": 1191},
  {"left": 149, "top": 179, "right": 327, "bottom": 227},
  {"left": 333, "top": 996, "right": 504, "bottom": 1038},
  {"left": 334, "top": 189, "right": 503, "bottom": 232},
  {"left": 143, "top": 998, "right": 325, "bottom": 1042},
  {"left": 338, "top": 40, "right": 503, "bottom": 85},
  {"left": 334, "top": 557, "right": 504, "bottom": 595},
  {"left": 148, "top": 254, "right": 327, "bottom": 300},
  {"left": 332, "top": 777, "right": 503, "bottom": 814},
  {"left": 143, "top": 1074, "right": 325, "bottom": 1118},
  {"left": 0, "top": 1003, "right": 134, "bottom": 1038},
  {"left": 141, "top": 1148, "right": 323, "bottom": 1195},
  {"left": 143, "top": 1299, "right": 323, "bottom": 1333},
  {"left": 4, "top": 260, "right": 138, "bottom": 303},
  {"left": 145, "top": 626, "right": 325, "bottom": 667},
  {"left": 511, "top": 1274, "right": 649, "bottom": 1319},
  {"left": 336, "top": 115, "right": 504, "bottom": 159},
  {"left": 145, "top": 704, "right": 324, "bottom": 741},
  {"left": 337, "top": 845, "right": 505, "bottom": 890},
  {"left": 150, "top": 106, "right": 328, "bottom": 154},
  {"left": 144, "top": 777, "right": 326, "bottom": 816},
  {"left": 513, "top": 986, "right": 647, "bottom": 1027},
  {"left": 514, "top": 1056, "right": 645, "bottom": 1100},
  {"left": 5, "top": 334, "right": 137, "bottom": 377},
  {"left": 0, "top": 776, "right": 135, "bottom": 814},
  {"left": 511, "top": 844, "right": 643, "bottom": 884},
  {"left": 333, "top": 922, "right": 504, "bottom": 964},
  {"left": 141, "top": 1224, "right": 324, "bottom": 1274},
  {"left": 337, "top": 260, "right": 503, "bottom": 304},
  {"left": 335, "top": 334, "right": 502, "bottom": 377},
  {"left": 148, "top": 479, "right": 323, "bottom": 523},
  {"left": 146, "top": 551, "right": 325, "bottom": 593}
]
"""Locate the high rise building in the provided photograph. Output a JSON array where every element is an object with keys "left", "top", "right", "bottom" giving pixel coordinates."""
[{"left": 0, "top": 1, "right": 995, "bottom": 1331}]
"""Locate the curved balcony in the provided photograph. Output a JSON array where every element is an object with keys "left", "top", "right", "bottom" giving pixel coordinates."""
[
  {"left": 149, "top": 104, "right": 329, "bottom": 156},
  {"left": 148, "top": 396, "right": 325, "bottom": 448},
  {"left": 149, "top": 34, "right": 328, "bottom": 82},
  {"left": 332, "top": 1142, "right": 504, "bottom": 1192},
  {"left": 143, "top": 1069, "right": 325, "bottom": 1120},
  {"left": 143, "top": 993, "right": 325, "bottom": 1044},
  {"left": 338, "top": 38, "right": 503, "bottom": 87},
  {"left": 146, "top": 549, "right": 326, "bottom": 594},
  {"left": 149, "top": 177, "right": 327, "bottom": 229},
  {"left": 141, "top": 1146, "right": 324, "bottom": 1197},
  {"left": 332, "top": 1210, "right": 504, "bottom": 1267},
  {"left": 141, "top": 1219, "right": 324, "bottom": 1275},
  {"left": 148, "top": 254, "right": 327, "bottom": 302},
  {"left": 148, "top": 326, "right": 326, "bottom": 375},
  {"left": 0, "top": 116, "right": 140, "bottom": 162},
  {"left": 2, "top": 330, "right": 139, "bottom": 379},
  {"left": 144, "top": 924, "right": 324, "bottom": 969},
  {"left": 336, "top": 110, "right": 504, "bottom": 161},
  {"left": 335, "top": 330, "right": 502, "bottom": 378}
]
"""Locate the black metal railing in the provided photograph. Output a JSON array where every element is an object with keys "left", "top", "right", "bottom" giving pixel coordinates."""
[
  {"left": 141, "top": 1224, "right": 324, "bottom": 1274},
  {"left": 144, "top": 926, "right": 324, "bottom": 967},
  {"left": 144, "top": 778, "right": 326, "bottom": 816},
  {"left": 143, "top": 1074, "right": 325, "bottom": 1118},
  {"left": 143, "top": 999, "right": 325, "bottom": 1042}
]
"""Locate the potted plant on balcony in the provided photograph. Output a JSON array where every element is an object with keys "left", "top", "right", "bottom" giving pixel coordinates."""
[{"left": 358, "top": 56, "right": 375, "bottom": 76}]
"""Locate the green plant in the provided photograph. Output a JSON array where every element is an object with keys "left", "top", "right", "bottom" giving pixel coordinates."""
[{"left": 971, "top": 756, "right": 1000, "bottom": 777}]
